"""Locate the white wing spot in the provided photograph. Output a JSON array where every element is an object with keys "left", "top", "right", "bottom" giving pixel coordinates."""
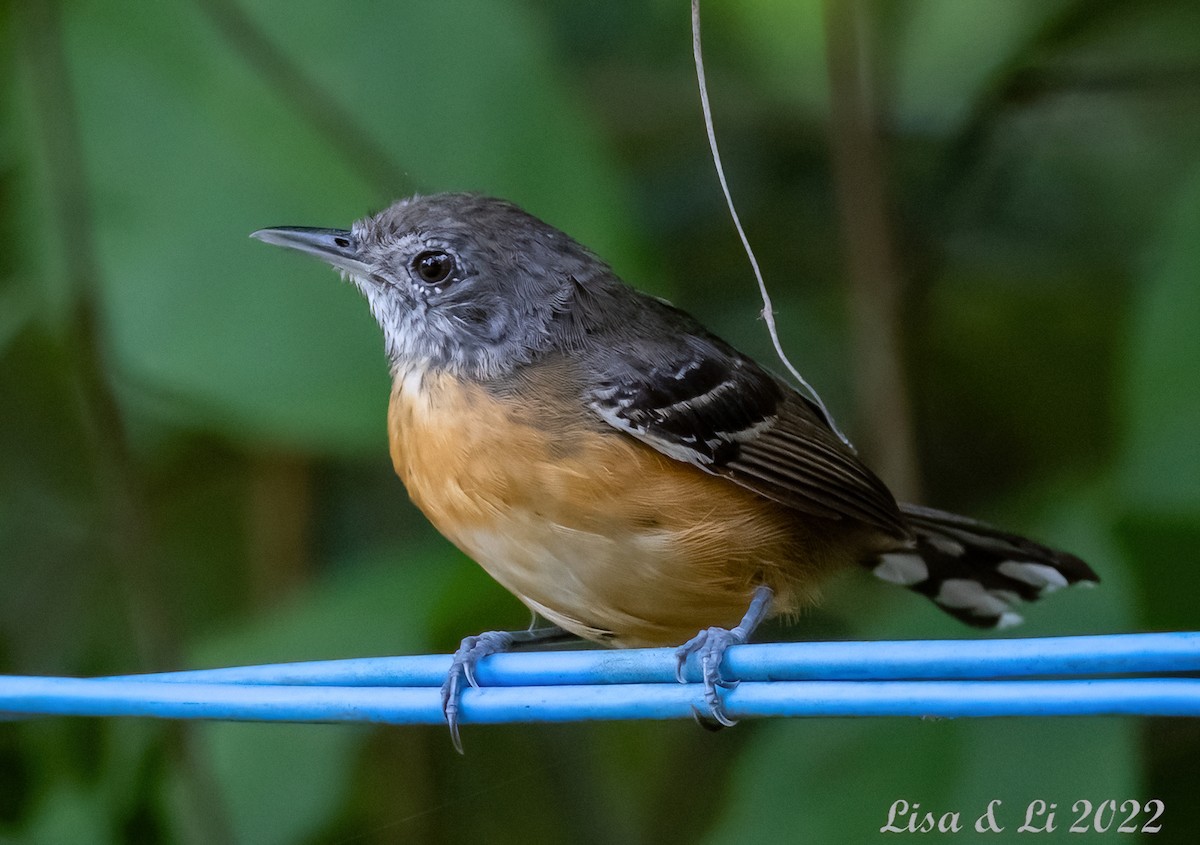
[
  {"left": 672, "top": 360, "right": 701, "bottom": 380},
  {"left": 873, "top": 553, "right": 928, "bottom": 586},
  {"left": 935, "top": 578, "right": 1010, "bottom": 617},
  {"left": 988, "top": 589, "right": 1022, "bottom": 607},
  {"left": 997, "top": 611, "right": 1024, "bottom": 629},
  {"left": 589, "top": 401, "right": 710, "bottom": 464},
  {"left": 927, "top": 535, "right": 966, "bottom": 557},
  {"left": 997, "top": 560, "right": 1069, "bottom": 593}
]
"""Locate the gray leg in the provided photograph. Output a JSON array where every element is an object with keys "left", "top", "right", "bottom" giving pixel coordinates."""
[
  {"left": 441, "top": 625, "right": 570, "bottom": 753},
  {"left": 674, "top": 585, "right": 774, "bottom": 727}
]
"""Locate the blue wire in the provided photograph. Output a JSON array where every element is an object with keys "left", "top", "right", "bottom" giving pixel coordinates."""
[
  {"left": 1, "top": 633, "right": 1197, "bottom": 725},
  {"left": 104, "top": 632, "right": 1200, "bottom": 687},
  {"left": 1, "top": 677, "right": 1199, "bottom": 724}
]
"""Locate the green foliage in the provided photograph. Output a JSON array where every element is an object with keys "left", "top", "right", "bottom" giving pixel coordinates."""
[
  {"left": 2, "top": 0, "right": 1198, "bottom": 841},
  {"left": 1120, "top": 163, "right": 1200, "bottom": 516}
]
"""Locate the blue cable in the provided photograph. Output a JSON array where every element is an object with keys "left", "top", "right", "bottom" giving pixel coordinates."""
[
  {"left": 1, "top": 677, "right": 1199, "bottom": 724},
  {"left": 0, "top": 633, "right": 1197, "bottom": 725},
  {"left": 107, "top": 631, "right": 1200, "bottom": 687}
]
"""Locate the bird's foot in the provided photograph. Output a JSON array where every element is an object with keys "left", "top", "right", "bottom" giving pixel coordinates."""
[
  {"left": 674, "top": 626, "right": 745, "bottom": 727},
  {"left": 440, "top": 625, "right": 571, "bottom": 753},
  {"left": 441, "top": 631, "right": 514, "bottom": 754},
  {"left": 673, "top": 584, "right": 774, "bottom": 728}
]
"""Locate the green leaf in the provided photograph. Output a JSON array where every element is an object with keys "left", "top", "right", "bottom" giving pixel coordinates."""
[
  {"left": 890, "top": 0, "right": 1070, "bottom": 135},
  {"left": 43, "top": 0, "right": 637, "bottom": 456},
  {"left": 172, "top": 544, "right": 471, "bottom": 845},
  {"left": 1119, "top": 161, "right": 1200, "bottom": 515},
  {"left": 722, "top": 0, "right": 830, "bottom": 119},
  {"left": 20, "top": 783, "right": 114, "bottom": 845},
  {"left": 1114, "top": 159, "right": 1200, "bottom": 632},
  {"left": 704, "top": 714, "right": 1136, "bottom": 844}
]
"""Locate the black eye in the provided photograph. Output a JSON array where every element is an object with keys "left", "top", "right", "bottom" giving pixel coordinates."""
[{"left": 412, "top": 250, "right": 455, "bottom": 285}]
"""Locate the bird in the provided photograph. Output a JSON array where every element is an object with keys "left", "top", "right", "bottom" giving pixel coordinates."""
[{"left": 251, "top": 192, "right": 1098, "bottom": 750}]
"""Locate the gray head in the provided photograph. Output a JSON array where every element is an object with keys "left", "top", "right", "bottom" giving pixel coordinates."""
[{"left": 252, "top": 193, "right": 611, "bottom": 379}]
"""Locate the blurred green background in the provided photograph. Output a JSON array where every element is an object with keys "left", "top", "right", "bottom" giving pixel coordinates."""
[{"left": 3, "top": 0, "right": 1199, "bottom": 841}]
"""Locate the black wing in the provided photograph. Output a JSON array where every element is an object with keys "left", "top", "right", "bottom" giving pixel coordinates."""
[{"left": 584, "top": 329, "right": 909, "bottom": 538}]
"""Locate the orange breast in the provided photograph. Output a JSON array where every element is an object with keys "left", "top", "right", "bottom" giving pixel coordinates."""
[{"left": 387, "top": 367, "right": 850, "bottom": 646}]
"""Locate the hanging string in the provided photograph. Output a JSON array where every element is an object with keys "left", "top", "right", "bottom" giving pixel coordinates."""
[{"left": 690, "top": 0, "right": 854, "bottom": 449}]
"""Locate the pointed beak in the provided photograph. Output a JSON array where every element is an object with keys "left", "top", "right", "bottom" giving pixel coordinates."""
[{"left": 250, "top": 226, "right": 369, "bottom": 275}]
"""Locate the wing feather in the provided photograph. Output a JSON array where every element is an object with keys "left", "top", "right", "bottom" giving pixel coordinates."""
[{"left": 584, "top": 330, "right": 908, "bottom": 538}]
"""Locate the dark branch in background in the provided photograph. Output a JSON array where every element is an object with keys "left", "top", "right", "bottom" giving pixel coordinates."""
[
  {"left": 938, "top": 0, "right": 1200, "bottom": 205},
  {"left": 14, "top": 0, "right": 174, "bottom": 674},
  {"left": 821, "top": 0, "right": 921, "bottom": 500},
  {"left": 247, "top": 453, "right": 314, "bottom": 605},
  {"left": 193, "top": 0, "right": 414, "bottom": 200},
  {"left": 14, "top": 3, "right": 234, "bottom": 839},
  {"left": 1004, "top": 64, "right": 1200, "bottom": 98},
  {"left": 197, "top": 0, "right": 413, "bottom": 610}
]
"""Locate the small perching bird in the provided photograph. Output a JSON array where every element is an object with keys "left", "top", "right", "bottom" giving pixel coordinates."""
[{"left": 252, "top": 193, "right": 1098, "bottom": 750}]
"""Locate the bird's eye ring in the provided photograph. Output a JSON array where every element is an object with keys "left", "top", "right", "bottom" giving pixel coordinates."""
[{"left": 411, "top": 250, "right": 456, "bottom": 286}]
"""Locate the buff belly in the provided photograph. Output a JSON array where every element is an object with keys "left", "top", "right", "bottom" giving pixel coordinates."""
[{"left": 388, "top": 368, "right": 847, "bottom": 647}]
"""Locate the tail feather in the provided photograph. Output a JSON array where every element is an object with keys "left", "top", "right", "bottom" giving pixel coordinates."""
[{"left": 869, "top": 503, "right": 1099, "bottom": 629}]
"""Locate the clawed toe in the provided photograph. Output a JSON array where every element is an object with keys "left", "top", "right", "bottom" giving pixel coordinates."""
[
  {"left": 441, "top": 631, "right": 515, "bottom": 754},
  {"left": 438, "top": 626, "right": 571, "bottom": 753},
  {"left": 675, "top": 625, "right": 743, "bottom": 727},
  {"left": 673, "top": 585, "right": 775, "bottom": 729}
]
